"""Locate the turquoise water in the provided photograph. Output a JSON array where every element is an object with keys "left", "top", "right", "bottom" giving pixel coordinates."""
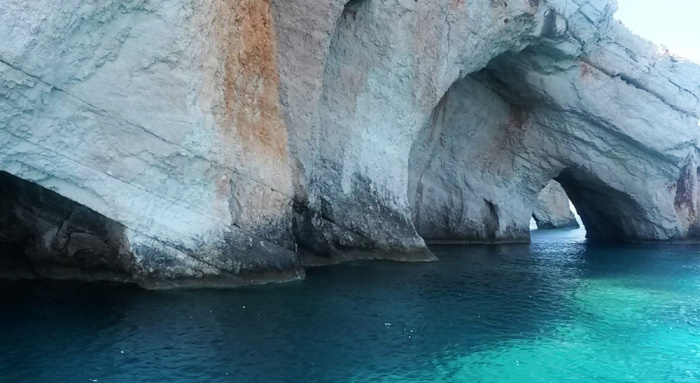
[{"left": 3, "top": 228, "right": 700, "bottom": 382}]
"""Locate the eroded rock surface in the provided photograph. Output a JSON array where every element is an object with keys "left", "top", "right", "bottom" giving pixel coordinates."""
[
  {"left": 533, "top": 181, "right": 579, "bottom": 230},
  {"left": 1, "top": 0, "right": 699, "bottom": 287},
  {"left": 0, "top": 0, "right": 302, "bottom": 287},
  {"left": 409, "top": 1, "right": 700, "bottom": 243}
]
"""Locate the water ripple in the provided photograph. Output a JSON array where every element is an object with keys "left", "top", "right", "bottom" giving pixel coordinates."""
[{"left": 3, "top": 228, "right": 700, "bottom": 382}]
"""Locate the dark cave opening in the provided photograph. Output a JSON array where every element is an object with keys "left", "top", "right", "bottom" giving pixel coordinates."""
[
  {"left": 341, "top": 0, "right": 369, "bottom": 20},
  {"left": 555, "top": 168, "right": 646, "bottom": 241},
  {"left": 0, "top": 171, "right": 134, "bottom": 281},
  {"left": 529, "top": 168, "right": 652, "bottom": 242}
]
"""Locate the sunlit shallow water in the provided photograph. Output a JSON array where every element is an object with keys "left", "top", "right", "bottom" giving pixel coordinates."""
[{"left": 3, "top": 228, "right": 700, "bottom": 382}]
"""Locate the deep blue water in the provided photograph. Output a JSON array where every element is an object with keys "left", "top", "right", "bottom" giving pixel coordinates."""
[{"left": 3, "top": 228, "right": 700, "bottom": 382}]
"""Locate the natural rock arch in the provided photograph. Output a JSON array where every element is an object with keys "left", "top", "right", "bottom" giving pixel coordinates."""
[
  {"left": 1, "top": 0, "right": 700, "bottom": 287},
  {"left": 408, "top": 18, "right": 699, "bottom": 244}
]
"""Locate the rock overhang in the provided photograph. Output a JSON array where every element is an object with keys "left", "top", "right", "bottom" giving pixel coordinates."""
[{"left": 1, "top": 0, "right": 699, "bottom": 287}]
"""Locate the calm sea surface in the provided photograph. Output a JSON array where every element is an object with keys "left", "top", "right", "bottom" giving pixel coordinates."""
[{"left": 3, "top": 228, "right": 700, "bottom": 382}]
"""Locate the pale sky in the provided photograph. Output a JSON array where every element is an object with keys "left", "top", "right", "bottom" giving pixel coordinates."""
[{"left": 614, "top": 0, "right": 700, "bottom": 63}]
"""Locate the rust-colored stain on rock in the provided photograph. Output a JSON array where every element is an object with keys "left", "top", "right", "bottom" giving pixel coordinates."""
[{"left": 215, "top": 0, "right": 288, "bottom": 160}]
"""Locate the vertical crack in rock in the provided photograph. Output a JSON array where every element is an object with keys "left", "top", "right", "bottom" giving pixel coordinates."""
[
  {"left": 483, "top": 199, "right": 500, "bottom": 240},
  {"left": 674, "top": 155, "right": 700, "bottom": 235}
]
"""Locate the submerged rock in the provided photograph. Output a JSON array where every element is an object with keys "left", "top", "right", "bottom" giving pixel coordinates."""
[
  {"left": 0, "top": 0, "right": 699, "bottom": 287},
  {"left": 533, "top": 181, "right": 579, "bottom": 230}
]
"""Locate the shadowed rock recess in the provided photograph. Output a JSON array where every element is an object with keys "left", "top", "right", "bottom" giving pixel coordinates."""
[{"left": 1, "top": 0, "right": 699, "bottom": 287}]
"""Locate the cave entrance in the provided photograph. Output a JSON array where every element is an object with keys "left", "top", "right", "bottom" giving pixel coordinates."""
[
  {"left": 531, "top": 167, "right": 653, "bottom": 242},
  {"left": 0, "top": 171, "right": 134, "bottom": 281},
  {"left": 408, "top": 46, "right": 670, "bottom": 245},
  {"left": 531, "top": 179, "right": 583, "bottom": 232},
  {"left": 552, "top": 168, "right": 650, "bottom": 241}
]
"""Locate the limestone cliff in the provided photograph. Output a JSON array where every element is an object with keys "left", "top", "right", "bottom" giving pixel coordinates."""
[
  {"left": 0, "top": 0, "right": 301, "bottom": 287},
  {"left": 533, "top": 181, "right": 579, "bottom": 230},
  {"left": 1, "top": 0, "right": 699, "bottom": 287},
  {"left": 408, "top": 2, "right": 700, "bottom": 243}
]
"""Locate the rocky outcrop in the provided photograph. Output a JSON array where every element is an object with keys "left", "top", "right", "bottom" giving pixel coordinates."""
[
  {"left": 533, "top": 181, "right": 579, "bottom": 230},
  {"left": 409, "top": 3, "right": 700, "bottom": 243},
  {"left": 1, "top": 0, "right": 699, "bottom": 287},
  {"left": 0, "top": 0, "right": 302, "bottom": 287}
]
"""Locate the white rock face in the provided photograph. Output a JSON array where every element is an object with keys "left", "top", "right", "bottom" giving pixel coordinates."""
[
  {"left": 282, "top": 0, "right": 569, "bottom": 259},
  {"left": 409, "top": 1, "right": 700, "bottom": 243},
  {"left": 533, "top": 181, "right": 579, "bottom": 230},
  {"left": 1, "top": 0, "right": 699, "bottom": 287},
  {"left": 0, "top": 0, "right": 302, "bottom": 287}
]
